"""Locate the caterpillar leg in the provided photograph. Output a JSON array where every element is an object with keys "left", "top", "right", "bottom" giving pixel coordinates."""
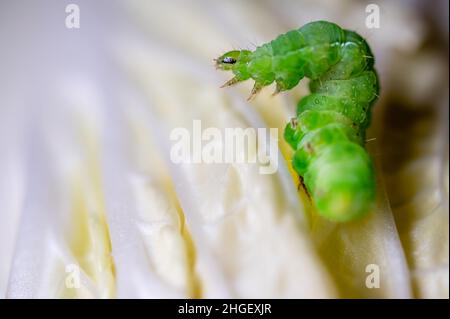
[
  {"left": 272, "top": 83, "right": 283, "bottom": 96},
  {"left": 220, "top": 76, "right": 244, "bottom": 88},
  {"left": 247, "top": 82, "right": 263, "bottom": 101},
  {"left": 297, "top": 175, "right": 311, "bottom": 199}
]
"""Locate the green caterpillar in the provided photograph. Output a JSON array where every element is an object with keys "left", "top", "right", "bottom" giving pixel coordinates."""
[{"left": 215, "top": 21, "right": 379, "bottom": 222}]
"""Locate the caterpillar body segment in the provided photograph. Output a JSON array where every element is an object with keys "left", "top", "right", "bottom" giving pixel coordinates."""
[{"left": 215, "top": 21, "right": 379, "bottom": 221}]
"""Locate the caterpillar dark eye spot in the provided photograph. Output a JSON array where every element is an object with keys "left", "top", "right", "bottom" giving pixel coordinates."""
[{"left": 223, "top": 57, "right": 237, "bottom": 64}]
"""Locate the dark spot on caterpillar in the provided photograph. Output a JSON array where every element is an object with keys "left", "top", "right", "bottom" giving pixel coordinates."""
[
  {"left": 222, "top": 57, "right": 237, "bottom": 64},
  {"left": 290, "top": 117, "right": 298, "bottom": 129},
  {"left": 305, "top": 142, "right": 314, "bottom": 154}
]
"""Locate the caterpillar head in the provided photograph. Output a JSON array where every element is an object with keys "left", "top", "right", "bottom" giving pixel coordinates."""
[
  {"left": 214, "top": 50, "right": 251, "bottom": 71},
  {"left": 215, "top": 50, "right": 254, "bottom": 97}
]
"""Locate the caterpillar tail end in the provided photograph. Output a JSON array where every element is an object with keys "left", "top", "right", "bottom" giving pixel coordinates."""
[
  {"left": 315, "top": 185, "right": 375, "bottom": 222},
  {"left": 314, "top": 158, "right": 376, "bottom": 222},
  {"left": 294, "top": 143, "right": 376, "bottom": 222}
]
